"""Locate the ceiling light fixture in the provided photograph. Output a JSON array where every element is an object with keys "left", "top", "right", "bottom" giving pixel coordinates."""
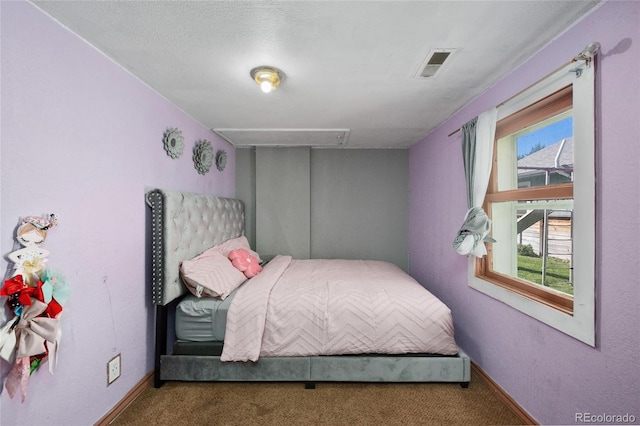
[{"left": 250, "top": 66, "right": 285, "bottom": 93}]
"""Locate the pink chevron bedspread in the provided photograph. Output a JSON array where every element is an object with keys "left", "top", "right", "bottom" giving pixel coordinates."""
[{"left": 220, "top": 256, "right": 458, "bottom": 362}]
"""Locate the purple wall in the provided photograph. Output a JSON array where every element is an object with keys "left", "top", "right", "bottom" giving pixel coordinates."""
[
  {"left": 409, "top": 1, "right": 639, "bottom": 424},
  {"left": 1, "top": 2, "right": 235, "bottom": 424}
]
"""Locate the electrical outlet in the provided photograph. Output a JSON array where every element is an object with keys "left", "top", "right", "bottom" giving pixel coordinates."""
[{"left": 107, "top": 353, "right": 121, "bottom": 386}]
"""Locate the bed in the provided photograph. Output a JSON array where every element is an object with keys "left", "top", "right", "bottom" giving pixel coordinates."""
[{"left": 146, "top": 188, "right": 470, "bottom": 388}]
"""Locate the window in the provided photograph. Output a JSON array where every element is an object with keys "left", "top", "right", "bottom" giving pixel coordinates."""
[{"left": 468, "top": 61, "right": 596, "bottom": 346}]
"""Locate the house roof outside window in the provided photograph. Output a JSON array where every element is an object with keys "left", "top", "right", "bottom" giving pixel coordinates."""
[{"left": 518, "top": 137, "right": 574, "bottom": 178}]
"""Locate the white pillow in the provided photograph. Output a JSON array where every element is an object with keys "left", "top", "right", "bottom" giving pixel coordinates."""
[{"left": 180, "top": 252, "right": 246, "bottom": 300}]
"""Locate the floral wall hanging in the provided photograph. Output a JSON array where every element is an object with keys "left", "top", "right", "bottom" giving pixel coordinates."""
[
  {"left": 162, "top": 127, "right": 184, "bottom": 159},
  {"left": 215, "top": 149, "right": 228, "bottom": 171},
  {"left": 0, "top": 214, "right": 70, "bottom": 402},
  {"left": 193, "top": 139, "right": 213, "bottom": 175}
]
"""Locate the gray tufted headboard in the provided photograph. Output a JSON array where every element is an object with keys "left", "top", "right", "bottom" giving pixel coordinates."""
[{"left": 146, "top": 189, "right": 245, "bottom": 306}]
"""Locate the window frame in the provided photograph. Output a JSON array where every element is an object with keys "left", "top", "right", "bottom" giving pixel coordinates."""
[{"left": 468, "top": 61, "right": 596, "bottom": 346}]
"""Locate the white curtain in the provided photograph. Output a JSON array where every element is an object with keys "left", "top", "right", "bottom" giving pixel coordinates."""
[{"left": 452, "top": 107, "right": 498, "bottom": 257}]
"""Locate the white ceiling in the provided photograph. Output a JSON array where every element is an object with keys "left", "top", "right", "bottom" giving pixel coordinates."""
[{"left": 32, "top": 1, "right": 601, "bottom": 149}]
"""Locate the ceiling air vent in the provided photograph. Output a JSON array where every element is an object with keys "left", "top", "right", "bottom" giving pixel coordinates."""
[{"left": 414, "top": 49, "right": 456, "bottom": 78}]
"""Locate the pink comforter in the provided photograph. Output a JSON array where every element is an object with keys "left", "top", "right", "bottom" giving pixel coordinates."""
[{"left": 220, "top": 256, "right": 458, "bottom": 362}]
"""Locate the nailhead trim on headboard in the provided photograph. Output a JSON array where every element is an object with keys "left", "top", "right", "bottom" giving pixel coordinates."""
[{"left": 147, "top": 190, "right": 165, "bottom": 305}]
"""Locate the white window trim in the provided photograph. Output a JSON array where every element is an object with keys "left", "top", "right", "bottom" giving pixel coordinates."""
[{"left": 468, "top": 61, "right": 596, "bottom": 346}]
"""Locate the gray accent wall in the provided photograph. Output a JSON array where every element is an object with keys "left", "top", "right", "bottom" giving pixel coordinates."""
[
  {"left": 236, "top": 148, "right": 408, "bottom": 270},
  {"left": 235, "top": 147, "right": 256, "bottom": 247},
  {"left": 256, "top": 147, "right": 311, "bottom": 259},
  {"left": 310, "top": 149, "right": 408, "bottom": 270}
]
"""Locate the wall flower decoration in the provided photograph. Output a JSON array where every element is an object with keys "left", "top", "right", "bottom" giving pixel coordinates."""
[
  {"left": 163, "top": 128, "right": 184, "bottom": 159},
  {"left": 193, "top": 139, "right": 214, "bottom": 175},
  {"left": 216, "top": 149, "right": 228, "bottom": 171}
]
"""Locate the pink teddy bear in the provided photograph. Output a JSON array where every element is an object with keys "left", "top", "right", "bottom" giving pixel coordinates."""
[{"left": 228, "top": 249, "right": 262, "bottom": 278}]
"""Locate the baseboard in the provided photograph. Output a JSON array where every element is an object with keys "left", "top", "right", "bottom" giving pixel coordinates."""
[
  {"left": 471, "top": 362, "right": 538, "bottom": 425},
  {"left": 94, "top": 371, "right": 154, "bottom": 426}
]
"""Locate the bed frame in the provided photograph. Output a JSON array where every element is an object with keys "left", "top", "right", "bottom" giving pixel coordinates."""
[{"left": 146, "top": 188, "right": 470, "bottom": 389}]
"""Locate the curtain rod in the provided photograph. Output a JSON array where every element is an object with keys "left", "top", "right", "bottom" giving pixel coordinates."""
[{"left": 447, "top": 42, "right": 600, "bottom": 138}]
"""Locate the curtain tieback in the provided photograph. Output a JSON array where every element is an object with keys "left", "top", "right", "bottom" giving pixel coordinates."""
[{"left": 452, "top": 206, "right": 496, "bottom": 257}]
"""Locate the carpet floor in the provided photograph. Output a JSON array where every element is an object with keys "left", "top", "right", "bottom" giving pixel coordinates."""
[{"left": 112, "top": 375, "right": 525, "bottom": 425}]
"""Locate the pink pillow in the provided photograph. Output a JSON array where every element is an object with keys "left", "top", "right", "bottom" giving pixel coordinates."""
[
  {"left": 228, "top": 249, "right": 263, "bottom": 278},
  {"left": 180, "top": 252, "right": 246, "bottom": 300}
]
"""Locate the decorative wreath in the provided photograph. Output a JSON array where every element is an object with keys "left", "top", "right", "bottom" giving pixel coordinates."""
[
  {"left": 162, "top": 128, "right": 184, "bottom": 159},
  {"left": 215, "top": 149, "right": 228, "bottom": 172},
  {"left": 193, "top": 139, "right": 214, "bottom": 175}
]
